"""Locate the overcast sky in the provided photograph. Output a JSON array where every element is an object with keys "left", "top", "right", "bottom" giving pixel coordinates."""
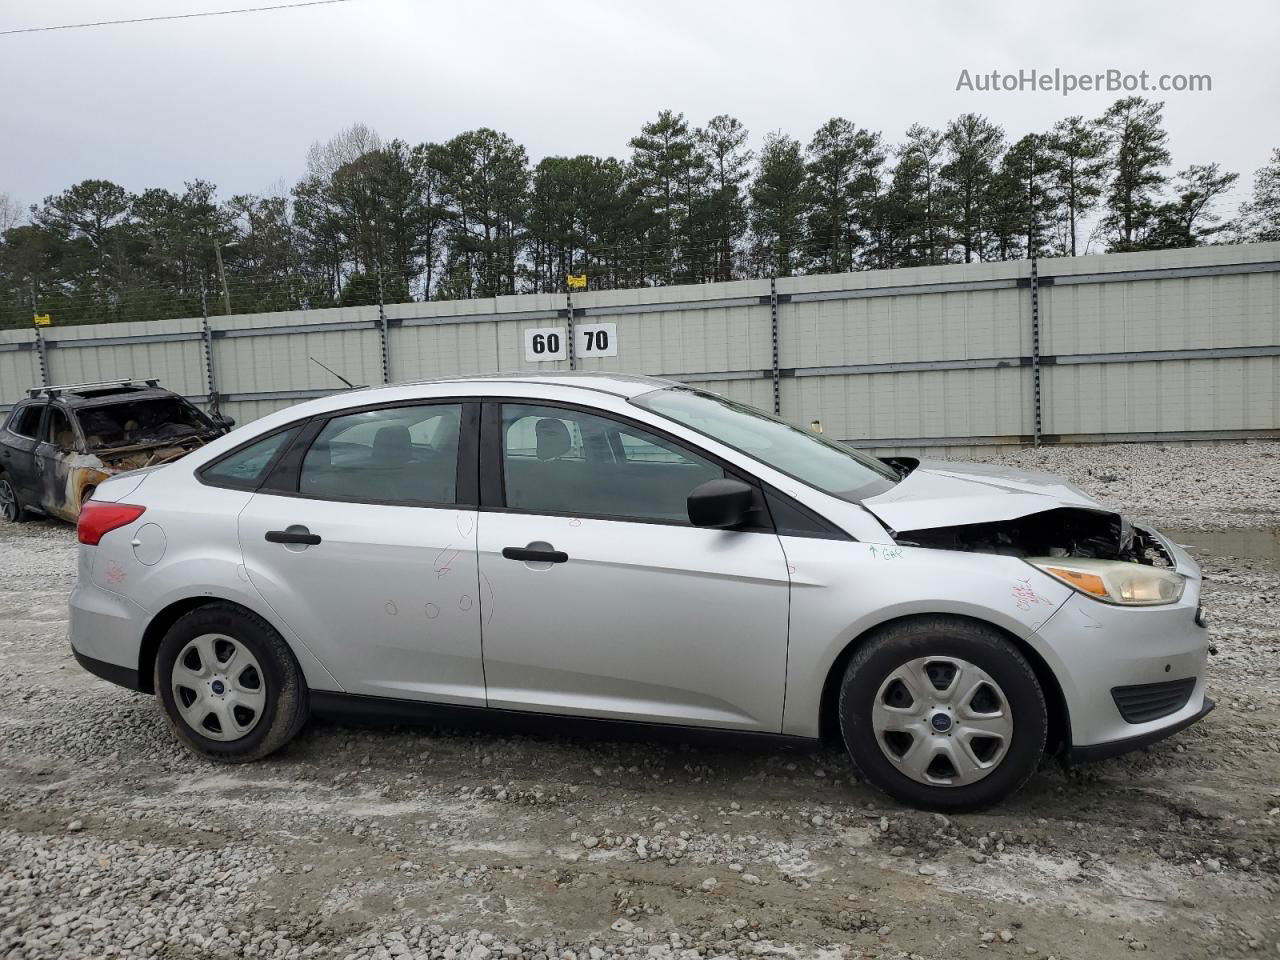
[{"left": 1, "top": 0, "right": 1276, "bottom": 216}]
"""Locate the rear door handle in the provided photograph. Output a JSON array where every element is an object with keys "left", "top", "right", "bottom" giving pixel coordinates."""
[
  {"left": 502, "top": 546, "right": 568, "bottom": 563},
  {"left": 266, "top": 529, "right": 322, "bottom": 546}
]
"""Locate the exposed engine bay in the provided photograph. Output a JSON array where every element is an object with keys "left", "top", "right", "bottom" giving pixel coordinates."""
[
  {"left": 876, "top": 457, "right": 1174, "bottom": 566},
  {"left": 893, "top": 507, "right": 1175, "bottom": 566}
]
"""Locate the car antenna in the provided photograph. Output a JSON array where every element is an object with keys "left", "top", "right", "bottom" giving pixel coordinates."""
[{"left": 309, "top": 356, "right": 357, "bottom": 390}]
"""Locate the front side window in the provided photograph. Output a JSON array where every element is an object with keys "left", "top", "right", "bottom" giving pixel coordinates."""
[
  {"left": 299, "top": 404, "right": 462, "bottom": 505},
  {"left": 632, "top": 387, "right": 899, "bottom": 503},
  {"left": 44, "top": 406, "right": 75, "bottom": 450},
  {"left": 202, "top": 428, "right": 301, "bottom": 491},
  {"left": 501, "top": 403, "right": 723, "bottom": 523}
]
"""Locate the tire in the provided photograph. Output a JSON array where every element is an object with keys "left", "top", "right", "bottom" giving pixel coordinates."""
[
  {"left": 838, "top": 616, "right": 1047, "bottom": 811},
  {"left": 0, "top": 470, "right": 30, "bottom": 523},
  {"left": 154, "top": 602, "right": 309, "bottom": 762}
]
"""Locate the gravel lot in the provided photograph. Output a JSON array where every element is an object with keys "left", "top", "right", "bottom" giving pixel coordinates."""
[{"left": 2, "top": 443, "right": 1278, "bottom": 960}]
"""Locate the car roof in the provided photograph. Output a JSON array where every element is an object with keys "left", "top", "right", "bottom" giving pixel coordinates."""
[
  {"left": 354, "top": 372, "right": 679, "bottom": 401},
  {"left": 25, "top": 380, "right": 184, "bottom": 409}
]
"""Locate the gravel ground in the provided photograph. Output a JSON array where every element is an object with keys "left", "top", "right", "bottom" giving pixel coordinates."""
[{"left": 1, "top": 443, "right": 1278, "bottom": 960}]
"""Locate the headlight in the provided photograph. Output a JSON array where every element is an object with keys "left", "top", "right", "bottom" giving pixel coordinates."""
[{"left": 1026, "top": 557, "right": 1185, "bottom": 606}]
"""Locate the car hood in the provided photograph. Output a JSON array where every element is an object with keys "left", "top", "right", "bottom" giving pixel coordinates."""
[{"left": 861, "top": 458, "right": 1112, "bottom": 532}]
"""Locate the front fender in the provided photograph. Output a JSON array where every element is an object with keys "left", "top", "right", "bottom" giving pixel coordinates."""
[{"left": 779, "top": 537, "right": 1073, "bottom": 738}]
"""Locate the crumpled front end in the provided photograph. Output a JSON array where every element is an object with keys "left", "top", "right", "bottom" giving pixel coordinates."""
[{"left": 863, "top": 459, "right": 1214, "bottom": 757}]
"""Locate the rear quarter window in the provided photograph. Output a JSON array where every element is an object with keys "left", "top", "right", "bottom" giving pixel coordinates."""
[
  {"left": 200, "top": 428, "right": 300, "bottom": 491},
  {"left": 6, "top": 404, "right": 44, "bottom": 439}
]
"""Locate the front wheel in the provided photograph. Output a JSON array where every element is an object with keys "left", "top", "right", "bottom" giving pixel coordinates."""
[
  {"left": 838, "top": 616, "right": 1047, "bottom": 811},
  {"left": 0, "top": 470, "right": 29, "bottom": 523},
  {"left": 154, "top": 602, "right": 309, "bottom": 762}
]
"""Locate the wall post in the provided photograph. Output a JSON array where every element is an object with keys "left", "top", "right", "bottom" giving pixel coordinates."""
[
  {"left": 199, "top": 281, "right": 221, "bottom": 416},
  {"left": 376, "top": 269, "right": 391, "bottom": 385},
  {"left": 33, "top": 326, "right": 49, "bottom": 387},
  {"left": 769, "top": 275, "right": 781, "bottom": 415},
  {"left": 1029, "top": 254, "right": 1042, "bottom": 448}
]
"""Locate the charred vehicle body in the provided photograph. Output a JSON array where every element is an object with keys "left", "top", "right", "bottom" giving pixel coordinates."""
[{"left": 0, "top": 379, "right": 233, "bottom": 523}]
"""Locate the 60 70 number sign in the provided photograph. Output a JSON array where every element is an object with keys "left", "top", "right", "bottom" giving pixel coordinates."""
[{"left": 524, "top": 323, "right": 619, "bottom": 362}]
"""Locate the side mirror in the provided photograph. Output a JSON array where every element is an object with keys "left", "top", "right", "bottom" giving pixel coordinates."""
[
  {"left": 687, "top": 477, "right": 755, "bottom": 529},
  {"left": 216, "top": 414, "right": 236, "bottom": 431}
]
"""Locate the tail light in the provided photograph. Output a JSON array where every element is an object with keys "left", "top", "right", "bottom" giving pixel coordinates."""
[{"left": 78, "top": 502, "right": 146, "bottom": 546}]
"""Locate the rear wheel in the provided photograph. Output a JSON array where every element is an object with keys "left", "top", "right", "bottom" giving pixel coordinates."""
[
  {"left": 154, "top": 602, "right": 309, "bottom": 762},
  {"left": 838, "top": 616, "right": 1047, "bottom": 811},
  {"left": 0, "top": 470, "right": 29, "bottom": 523}
]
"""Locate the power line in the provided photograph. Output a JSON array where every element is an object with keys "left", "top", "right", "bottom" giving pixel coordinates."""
[{"left": 0, "top": 0, "right": 352, "bottom": 37}]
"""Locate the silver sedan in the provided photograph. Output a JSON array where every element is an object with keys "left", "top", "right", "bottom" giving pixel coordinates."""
[{"left": 65, "top": 374, "right": 1213, "bottom": 810}]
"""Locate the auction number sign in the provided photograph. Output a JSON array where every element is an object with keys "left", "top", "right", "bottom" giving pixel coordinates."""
[
  {"left": 525, "top": 327, "right": 566, "bottom": 361},
  {"left": 524, "top": 323, "right": 618, "bottom": 362},
  {"left": 576, "top": 323, "right": 617, "bottom": 357}
]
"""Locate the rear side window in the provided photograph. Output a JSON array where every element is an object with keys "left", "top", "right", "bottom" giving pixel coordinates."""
[
  {"left": 7, "top": 404, "right": 44, "bottom": 439},
  {"left": 201, "top": 428, "right": 300, "bottom": 491},
  {"left": 298, "top": 404, "right": 462, "bottom": 506}
]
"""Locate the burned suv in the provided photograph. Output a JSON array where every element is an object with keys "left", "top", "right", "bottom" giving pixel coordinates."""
[{"left": 0, "top": 379, "right": 232, "bottom": 523}]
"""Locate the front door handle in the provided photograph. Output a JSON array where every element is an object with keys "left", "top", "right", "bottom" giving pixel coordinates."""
[
  {"left": 502, "top": 545, "right": 568, "bottom": 563},
  {"left": 266, "top": 529, "right": 322, "bottom": 546}
]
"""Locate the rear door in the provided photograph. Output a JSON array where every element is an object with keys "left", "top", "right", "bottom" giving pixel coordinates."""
[
  {"left": 237, "top": 400, "right": 486, "bottom": 704},
  {"left": 476, "top": 400, "right": 791, "bottom": 732},
  {"left": 1, "top": 401, "right": 47, "bottom": 511}
]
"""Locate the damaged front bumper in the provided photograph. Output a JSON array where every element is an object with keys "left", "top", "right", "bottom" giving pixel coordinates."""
[
  {"left": 1033, "top": 527, "right": 1215, "bottom": 760},
  {"left": 1070, "top": 697, "right": 1215, "bottom": 763}
]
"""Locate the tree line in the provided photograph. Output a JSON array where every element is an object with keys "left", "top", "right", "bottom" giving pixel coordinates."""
[{"left": 1, "top": 96, "right": 1277, "bottom": 328}]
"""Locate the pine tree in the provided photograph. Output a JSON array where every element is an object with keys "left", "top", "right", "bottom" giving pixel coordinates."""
[
  {"left": 1045, "top": 115, "right": 1108, "bottom": 256},
  {"left": 749, "top": 133, "right": 808, "bottom": 277},
  {"left": 437, "top": 129, "right": 529, "bottom": 298},
  {"left": 34, "top": 180, "right": 136, "bottom": 321},
  {"left": 628, "top": 110, "right": 700, "bottom": 284},
  {"left": 1237, "top": 148, "right": 1280, "bottom": 242},
  {"left": 1100, "top": 97, "right": 1171, "bottom": 251},
  {"left": 694, "top": 115, "right": 752, "bottom": 281},
  {"left": 1145, "top": 163, "right": 1240, "bottom": 248},
  {"left": 889, "top": 124, "right": 946, "bottom": 266},
  {"left": 940, "top": 114, "right": 1005, "bottom": 262},
  {"left": 989, "top": 134, "right": 1055, "bottom": 260},
  {"left": 803, "top": 118, "right": 884, "bottom": 273}
]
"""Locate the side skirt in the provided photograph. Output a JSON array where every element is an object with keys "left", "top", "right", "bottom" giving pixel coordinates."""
[{"left": 309, "top": 691, "right": 819, "bottom": 754}]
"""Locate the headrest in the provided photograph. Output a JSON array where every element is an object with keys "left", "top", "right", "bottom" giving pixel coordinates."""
[
  {"left": 307, "top": 439, "right": 331, "bottom": 469},
  {"left": 372, "top": 424, "right": 412, "bottom": 462},
  {"left": 535, "top": 418, "right": 572, "bottom": 461}
]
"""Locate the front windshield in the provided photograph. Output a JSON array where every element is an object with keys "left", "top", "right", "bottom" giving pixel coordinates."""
[
  {"left": 632, "top": 387, "right": 898, "bottom": 503},
  {"left": 75, "top": 397, "right": 215, "bottom": 449}
]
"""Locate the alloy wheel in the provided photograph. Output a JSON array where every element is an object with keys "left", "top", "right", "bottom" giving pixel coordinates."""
[
  {"left": 170, "top": 633, "right": 267, "bottom": 741},
  {"left": 871, "top": 656, "right": 1013, "bottom": 787},
  {"left": 0, "top": 479, "right": 17, "bottom": 522}
]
